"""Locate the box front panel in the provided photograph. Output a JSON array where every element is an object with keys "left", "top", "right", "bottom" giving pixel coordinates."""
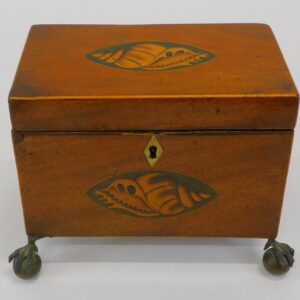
[{"left": 13, "top": 131, "right": 293, "bottom": 238}]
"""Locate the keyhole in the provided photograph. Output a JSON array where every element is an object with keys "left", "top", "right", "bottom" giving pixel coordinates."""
[{"left": 149, "top": 145, "right": 157, "bottom": 159}]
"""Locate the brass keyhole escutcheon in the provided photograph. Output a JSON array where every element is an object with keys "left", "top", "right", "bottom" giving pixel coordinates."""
[{"left": 144, "top": 135, "right": 163, "bottom": 167}]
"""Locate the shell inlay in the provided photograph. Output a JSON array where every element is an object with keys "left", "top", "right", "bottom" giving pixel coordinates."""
[
  {"left": 87, "top": 170, "right": 217, "bottom": 218},
  {"left": 86, "top": 41, "right": 215, "bottom": 71}
]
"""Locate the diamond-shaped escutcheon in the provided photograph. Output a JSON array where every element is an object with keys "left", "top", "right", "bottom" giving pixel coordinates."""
[{"left": 144, "top": 135, "right": 163, "bottom": 167}]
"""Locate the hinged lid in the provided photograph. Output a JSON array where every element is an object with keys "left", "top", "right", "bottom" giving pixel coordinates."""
[{"left": 9, "top": 24, "right": 299, "bottom": 131}]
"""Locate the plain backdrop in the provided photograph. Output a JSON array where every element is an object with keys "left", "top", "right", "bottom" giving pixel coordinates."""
[{"left": 0, "top": 1, "right": 299, "bottom": 299}]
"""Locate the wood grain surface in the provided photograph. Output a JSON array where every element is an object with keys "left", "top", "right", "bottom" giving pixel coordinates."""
[
  {"left": 9, "top": 96, "right": 298, "bottom": 131},
  {"left": 9, "top": 24, "right": 298, "bottom": 239},
  {"left": 9, "top": 24, "right": 299, "bottom": 131},
  {"left": 13, "top": 131, "right": 293, "bottom": 238}
]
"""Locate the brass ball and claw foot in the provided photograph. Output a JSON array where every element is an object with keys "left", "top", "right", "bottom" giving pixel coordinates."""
[
  {"left": 9, "top": 235, "right": 43, "bottom": 279},
  {"left": 263, "top": 239, "right": 295, "bottom": 275}
]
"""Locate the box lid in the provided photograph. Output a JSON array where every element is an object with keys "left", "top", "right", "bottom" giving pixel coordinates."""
[{"left": 9, "top": 24, "right": 299, "bottom": 131}]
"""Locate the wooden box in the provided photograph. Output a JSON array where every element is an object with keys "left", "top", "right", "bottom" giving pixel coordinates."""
[{"left": 8, "top": 24, "right": 298, "bottom": 277}]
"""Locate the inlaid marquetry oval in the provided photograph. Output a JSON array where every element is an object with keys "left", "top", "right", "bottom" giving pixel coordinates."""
[
  {"left": 87, "top": 170, "right": 217, "bottom": 218},
  {"left": 86, "top": 41, "right": 215, "bottom": 71}
]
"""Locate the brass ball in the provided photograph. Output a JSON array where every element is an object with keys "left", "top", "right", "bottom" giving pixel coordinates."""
[{"left": 263, "top": 248, "right": 290, "bottom": 275}]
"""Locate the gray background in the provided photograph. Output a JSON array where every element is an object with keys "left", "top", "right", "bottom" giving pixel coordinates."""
[{"left": 0, "top": 0, "right": 299, "bottom": 299}]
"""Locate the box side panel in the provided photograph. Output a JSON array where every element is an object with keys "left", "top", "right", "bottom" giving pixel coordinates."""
[
  {"left": 13, "top": 131, "right": 293, "bottom": 238},
  {"left": 9, "top": 96, "right": 299, "bottom": 131}
]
